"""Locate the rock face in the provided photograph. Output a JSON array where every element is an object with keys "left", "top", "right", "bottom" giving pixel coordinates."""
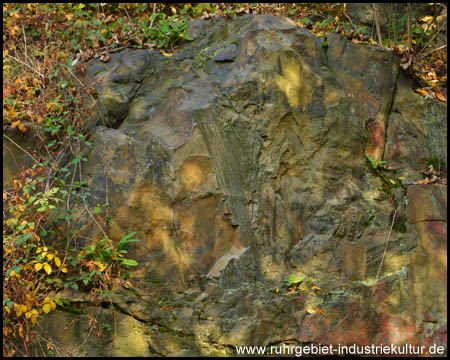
[{"left": 6, "top": 14, "right": 446, "bottom": 355}]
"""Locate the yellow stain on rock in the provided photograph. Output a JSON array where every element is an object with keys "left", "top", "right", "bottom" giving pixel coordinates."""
[
  {"left": 176, "top": 156, "right": 212, "bottom": 196},
  {"left": 274, "top": 55, "right": 317, "bottom": 109},
  {"left": 324, "top": 90, "right": 340, "bottom": 106},
  {"left": 110, "top": 177, "right": 242, "bottom": 289}
]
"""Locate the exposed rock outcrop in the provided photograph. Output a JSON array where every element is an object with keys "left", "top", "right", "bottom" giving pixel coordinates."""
[{"left": 5, "top": 14, "right": 446, "bottom": 356}]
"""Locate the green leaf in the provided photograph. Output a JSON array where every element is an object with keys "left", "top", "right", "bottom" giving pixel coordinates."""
[
  {"left": 14, "top": 235, "right": 25, "bottom": 245},
  {"left": 121, "top": 259, "right": 138, "bottom": 266},
  {"left": 283, "top": 273, "right": 305, "bottom": 287},
  {"left": 118, "top": 232, "right": 139, "bottom": 249},
  {"left": 54, "top": 297, "right": 63, "bottom": 306},
  {"left": 300, "top": 17, "right": 311, "bottom": 25},
  {"left": 183, "top": 32, "right": 193, "bottom": 41},
  {"left": 289, "top": 274, "right": 305, "bottom": 284},
  {"left": 355, "top": 26, "right": 368, "bottom": 34}
]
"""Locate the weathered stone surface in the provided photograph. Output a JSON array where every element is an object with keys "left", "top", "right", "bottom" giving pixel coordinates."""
[
  {"left": 384, "top": 72, "right": 447, "bottom": 179},
  {"left": 407, "top": 185, "right": 447, "bottom": 327},
  {"left": 20, "top": 14, "right": 446, "bottom": 356},
  {"left": 327, "top": 32, "right": 399, "bottom": 163}
]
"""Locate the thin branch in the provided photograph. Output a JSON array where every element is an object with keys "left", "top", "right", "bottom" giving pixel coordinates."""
[
  {"left": 419, "top": 43, "right": 447, "bottom": 60},
  {"left": 93, "top": 46, "right": 131, "bottom": 59},
  {"left": 343, "top": 4, "right": 357, "bottom": 32},
  {"left": 388, "top": 4, "right": 392, "bottom": 44},
  {"left": 416, "top": 14, "right": 440, "bottom": 58},
  {"left": 407, "top": 3, "right": 412, "bottom": 60},
  {"left": 149, "top": 3, "right": 157, "bottom": 29},
  {"left": 64, "top": 64, "right": 105, "bottom": 124},
  {"left": 3, "top": 134, "right": 39, "bottom": 163},
  {"left": 83, "top": 200, "right": 108, "bottom": 239},
  {"left": 5, "top": 53, "right": 44, "bottom": 78},
  {"left": 372, "top": 3, "right": 383, "bottom": 47},
  {"left": 375, "top": 209, "right": 396, "bottom": 283},
  {"left": 123, "top": 5, "right": 136, "bottom": 33},
  {"left": 22, "top": 24, "right": 29, "bottom": 63}
]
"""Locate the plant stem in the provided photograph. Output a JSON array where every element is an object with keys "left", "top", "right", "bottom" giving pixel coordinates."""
[
  {"left": 375, "top": 209, "right": 396, "bottom": 283},
  {"left": 372, "top": 3, "right": 383, "bottom": 47}
]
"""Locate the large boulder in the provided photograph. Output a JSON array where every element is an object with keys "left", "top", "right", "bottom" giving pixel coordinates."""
[{"left": 29, "top": 14, "right": 447, "bottom": 355}]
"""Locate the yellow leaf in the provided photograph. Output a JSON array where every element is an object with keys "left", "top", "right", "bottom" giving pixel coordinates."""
[
  {"left": 62, "top": 266, "right": 68, "bottom": 273},
  {"left": 47, "top": 253, "right": 54, "bottom": 261},
  {"left": 43, "top": 263, "right": 52, "bottom": 275},
  {"left": 8, "top": 108, "right": 15, "bottom": 119},
  {"left": 50, "top": 301, "right": 56, "bottom": 311},
  {"left": 35, "top": 263, "right": 43, "bottom": 271},
  {"left": 160, "top": 50, "right": 173, "bottom": 57},
  {"left": 31, "top": 316, "right": 37, "bottom": 324},
  {"left": 54, "top": 256, "right": 61, "bottom": 267},
  {"left": 315, "top": 307, "right": 326, "bottom": 316},
  {"left": 15, "top": 308, "right": 23, "bottom": 317},
  {"left": 25, "top": 311, "right": 32, "bottom": 319},
  {"left": 97, "top": 261, "right": 107, "bottom": 271},
  {"left": 18, "top": 123, "right": 27, "bottom": 132},
  {"left": 415, "top": 88, "right": 428, "bottom": 95},
  {"left": 13, "top": 179, "right": 22, "bottom": 189},
  {"left": 20, "top": 304, "right": 27, "bottom": 313},
  {"left": 36, "top": 247, "right": 42, "bottom": 254},
  {"left": 420, "top": 15, "right": 433, "bottom": 22},
  {"left": 19, "top": 325, "right": 24, "bottom": 339},
  {"left": 42, "top": 303, "right": 51, "bottom": 314}
]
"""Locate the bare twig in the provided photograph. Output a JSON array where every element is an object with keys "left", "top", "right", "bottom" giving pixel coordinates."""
[
  {"left": 35, "top": 331, "right": 63, "bottom": 357},
  {"left": 22, "top": 24, "right": 29, "bottom": 63},
  {"left": 407, "top": 3, "right": 412, "bottom": 60},
  {"left": 64, "top": 64, "right": 105, "bottom": 124},
  {"left": 388, "top": 4, "right": 392, "bottom": 44},
  {"left": 5, "top": 53, "right": 44, "bottom": 78},
  {"left": 393, "top": 4, "right": 397, "bottom": 45},
  {"left": 93, "top": 46, "right": 131, "bottom": 58},
  {"left": 149, "top": 3, "right": 157, "bottom": 28},
  {"left": 419, "top": 44, "right": 447, "bottom": 60},
  {"left": 3, "top": 134, "right": 39, "bottom": 163},
  {"left": 416, "top": 14, "right": 439, "bottom": 58},
  {"left": 343, "top": 4, "right": 357, "bottom": 32},
  {"left": 123, "top": 5, "right": 137, "bottom": 33},
  {"left": 83, "top": 200, "right": 108, "bottom": 238},
  {"left": 375, "top": 209, "right": 396, "bottom": 283},
  {"left": 372, "top": 3, "right": 383, "bottom": 47}
]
